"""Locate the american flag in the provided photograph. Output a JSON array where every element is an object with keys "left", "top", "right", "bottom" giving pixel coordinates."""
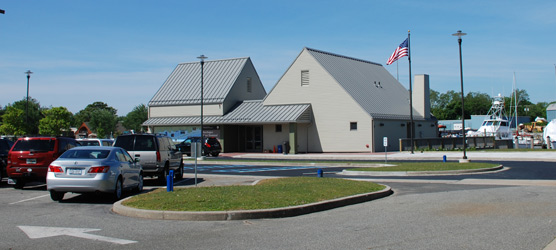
[{"left": 386, "top": 38, "right": 409, "bottom": 65}]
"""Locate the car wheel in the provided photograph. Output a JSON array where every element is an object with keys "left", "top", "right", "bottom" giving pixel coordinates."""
[
  {"left": 50, "top": 190, "right": 65, "bottom": 201},
  {"left": 175, "top": 161, "right": 184, "bottom": 180},
  {"left": 211, "top": 152, "right": 219, "bottom": 157},
  {"left": 135, "top": 173, "right": 144, "bottom": 193},
  {"left": 13, "top": 179, "right": 25, "bottom": 189},
  {"left": 158, "top": 165, "right": 169, "bottom": 185},
  {"left": 114, "top": 178, "right": 123, "bottom": 201}
]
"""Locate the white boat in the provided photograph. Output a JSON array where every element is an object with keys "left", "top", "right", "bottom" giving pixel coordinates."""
[
  {"left": 467, "top": 94, "right": 512, "bottom": 140},
  {"left": 543, "top": 119, "right": 556, "bottom": 149}
]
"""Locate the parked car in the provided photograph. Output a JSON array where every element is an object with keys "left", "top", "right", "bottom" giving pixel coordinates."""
[
  {"left": 7, "top": 137, "right": 80, "bottom": 189},
  {"left": 176, "top": 137, "right": 222, "bottom": 157},
  {"left": 113, "top": 134, "right": 183, "bottom": 182},
  {"left": 0, "top": 138, "right": 15, "bottom": 181},
  {"left": 76, "top": 138, "right": 114, "bottom": 146},
  {"left": 47, "top": 146, "right": 143, "bottom": 201}
]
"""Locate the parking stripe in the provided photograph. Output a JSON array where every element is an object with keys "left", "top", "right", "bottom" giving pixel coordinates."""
[{"left": 9, "top": 194, "right": 50, "bottom": 205}]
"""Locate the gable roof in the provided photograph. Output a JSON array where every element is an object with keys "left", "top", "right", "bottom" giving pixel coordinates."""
[
  {"left": 304, "top": 48, "right": 414, "bottom": 119},
  {"left": 143, "top": 101, "right": 311, "bottom": 126},
  {"left": 149, "top": 57, "right": 251, "bottom": 107}
]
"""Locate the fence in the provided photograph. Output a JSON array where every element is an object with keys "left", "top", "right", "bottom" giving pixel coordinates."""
[{"left": 399, "top": 137, "right": 513, "bottom": 152}]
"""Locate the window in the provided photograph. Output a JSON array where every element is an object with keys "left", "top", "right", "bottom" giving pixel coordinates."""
[
  {"left": 275, "top": 124, "right": 282, "bottom": 133},
  {"left": 350, "top": 122, "right": 357, "bottom": 131},
  {"left": 301, "top": 70, "right": 309, "bottom": 86},
  {"left": 247, "top": 77, "right": 252, "bottom": 93}
]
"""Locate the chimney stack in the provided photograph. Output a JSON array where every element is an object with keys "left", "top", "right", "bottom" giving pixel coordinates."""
[{"left": 413, "top": 74, "right": 430, "bottom": 119}]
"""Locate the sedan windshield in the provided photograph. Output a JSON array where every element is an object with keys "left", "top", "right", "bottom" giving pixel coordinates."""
[{"left": 61, "top": 149, "right": 110, "bottom": 159}]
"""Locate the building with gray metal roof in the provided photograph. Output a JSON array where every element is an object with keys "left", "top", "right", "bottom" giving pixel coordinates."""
[
  {"left": 143, "top": 48, "right": 436, "bottom": 153},
  {"left": 264, "top": 48, "right": 437, "bottom": 152}
]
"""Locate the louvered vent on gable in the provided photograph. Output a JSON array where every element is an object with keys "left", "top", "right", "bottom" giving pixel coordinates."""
[{"left": 301, "top": 70, "right": 309, "bottom": 86}]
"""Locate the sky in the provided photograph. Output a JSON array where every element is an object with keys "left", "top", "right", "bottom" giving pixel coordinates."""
[{"left": 1, "top": 0, "right": 555, "bottom": 116}]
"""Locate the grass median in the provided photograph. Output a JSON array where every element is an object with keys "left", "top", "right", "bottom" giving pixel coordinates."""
[
  {"left": 122, "top": 177, "right": 385, "bottom": 211},
  {"left": 346, "top": 162, "right": 499, "bottom": 172}
]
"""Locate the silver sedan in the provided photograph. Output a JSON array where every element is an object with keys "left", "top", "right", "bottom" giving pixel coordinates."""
[{"left": 47, "top": 146, "right": 143, "bottom": 201}]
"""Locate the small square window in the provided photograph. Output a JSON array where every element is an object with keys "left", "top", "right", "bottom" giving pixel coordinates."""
[
  {"left": 275, "top": 124, "right": 282, "bottom": 133},
  {"left": 350, "top": 122, "right": 357, "bottom": 131}
]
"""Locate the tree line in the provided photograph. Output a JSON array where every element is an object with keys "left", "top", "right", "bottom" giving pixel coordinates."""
[
  {"left": 0, "top": 98, "right": 148, "bottom": 138},
  {"left": 430, "top": 88, "right": 549, "bottom": 121},
  {"left": 0, "top": 88, "right": 551, "bottom": 138}
]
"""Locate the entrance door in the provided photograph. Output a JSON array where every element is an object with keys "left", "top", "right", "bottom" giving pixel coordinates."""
[{"left": 245, "top": 126, "right": 263, "bottom": 152}]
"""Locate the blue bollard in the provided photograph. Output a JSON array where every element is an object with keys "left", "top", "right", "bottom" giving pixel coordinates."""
[
  {"left": 167, "top": 170, "right": 174, "bottom": 192},
  {"left": 317, "top": 169, "right": 323, "bottom": 177},
  {"left": 443, "top": 155, "right": 447, "bottom": 162}
]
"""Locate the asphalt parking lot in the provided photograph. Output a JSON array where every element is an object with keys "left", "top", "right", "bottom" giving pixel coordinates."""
[{"left": 2, "top": 151, "right": 556, "bottom": 249}]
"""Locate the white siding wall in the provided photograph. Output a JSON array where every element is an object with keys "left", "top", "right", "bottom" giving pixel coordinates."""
[
  {"left": 149, "top": 104, "right": 223, "bottom": 118},
  {"left": 263, "top": 124, "right": 288, "bottom": 152},
  {"left": 264, "top": 49, "right": 372, "bottom": 152}
]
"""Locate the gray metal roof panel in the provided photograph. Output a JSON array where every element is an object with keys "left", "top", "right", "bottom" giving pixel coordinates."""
[
  {"left": 143, "top": 101, "right": 312, "bottom": 126},
  {"left": 305, "top": 48, "right": 412, "bottom": 119},
  {"left": 149, "top": 57, "right": 249, "bottom": 106}
]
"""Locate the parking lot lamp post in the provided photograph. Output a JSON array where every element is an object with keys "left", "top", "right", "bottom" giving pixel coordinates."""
[
  {"left": 197, "top": 55, "right": 207, "bottom": 157},
  {"left": 452, "top": 30, "right": 467, "bottom": 161},
  {"left": 24, "top": 70, "right": 33, "bottom": 125}
]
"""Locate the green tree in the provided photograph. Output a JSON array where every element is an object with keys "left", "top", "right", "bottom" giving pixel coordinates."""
[
  {"left": 431, "top": 90, "right": 461, "bottom": 120},
  {"left": 39, "top": 107, "right": 73, "bottom": 136},
  {"left": 0, "top": 98, "right": 43, "bottom": 135},
  {"left": 465, "top": 92, "right": 492, "bottom": 116},
  {"left": 14, "top": 98, "right": 43, "bottom": 135},
  {"left": 0, "top": 106, "right": 26, "bottom": 135},
  {"left": 122, "top": 104, "right": 148, "bottom": 132},
  {"left": 0, "top": 105, "right": 4, "bottom": 125},
  {"left": 74, "top": 101, "right": 118, "bottom": 127},
  {"left": 523, "top": 102, "right": 548, "bottom": 121},
  {"left": 89, "top": 109, "right": 117, "bottom": 138}
]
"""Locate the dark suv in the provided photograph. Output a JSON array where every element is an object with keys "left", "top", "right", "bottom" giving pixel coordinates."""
[
  {"left": 7, "top": 137, "right": 80, "bottom": 189},
  {"left": 176, "top": 137, "right": 221, "bottom": 157},
  {"left": 114, "top": 134, "right": 183, "bottom": 182},
  {"left": 1, "top": 138, "right": 15, "bottom": 181}
]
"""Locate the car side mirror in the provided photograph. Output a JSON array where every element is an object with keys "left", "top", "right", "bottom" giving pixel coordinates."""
[{"left": 134, "top": 158, "right": 140, "bottom": 163}]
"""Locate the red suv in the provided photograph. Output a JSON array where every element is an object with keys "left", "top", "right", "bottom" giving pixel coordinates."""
[{"left": 7, "top": 137, "right": 80, "bottom": 189}]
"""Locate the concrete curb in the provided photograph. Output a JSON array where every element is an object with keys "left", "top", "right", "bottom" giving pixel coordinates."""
[
  {"left": 112, "top": 186, "right": 393, "bottom": 221},
  {"left": 339, "top": 165, "right": 504, "bottom": 176}
]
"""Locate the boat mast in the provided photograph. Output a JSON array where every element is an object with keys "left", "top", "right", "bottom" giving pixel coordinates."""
[{"left": 514, "top": 72, "right": 518, "bottom": 131}]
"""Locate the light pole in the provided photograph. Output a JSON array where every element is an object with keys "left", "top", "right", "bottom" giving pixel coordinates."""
[
  {"left": 24, "top": 70, "right": 33, "bottom": 126},
  {"left": 452, "top": 30, "right": 467, "bottom": 161},
  {"left": 197, "top": 55, "right": 207, "bottom": 157}
]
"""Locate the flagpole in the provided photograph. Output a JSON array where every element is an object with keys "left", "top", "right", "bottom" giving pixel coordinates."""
[
  {"left": 396, "top": 60, "right": 399, "bottom": 81},
  {"left": 408, "top": 30, "right": 414, "bottom": 154}
]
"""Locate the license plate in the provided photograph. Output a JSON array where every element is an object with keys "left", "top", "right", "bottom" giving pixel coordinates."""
[
  {"left": 26, "top": 159, "right": 37, "bottom": 164},
  {"left": 68, "top": 168, "right": 82, "bottom": 175}
]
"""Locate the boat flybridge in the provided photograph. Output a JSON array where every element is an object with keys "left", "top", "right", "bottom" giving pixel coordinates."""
[{"left": 467, "top": 94, "right": 512, "bottom": 140}]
